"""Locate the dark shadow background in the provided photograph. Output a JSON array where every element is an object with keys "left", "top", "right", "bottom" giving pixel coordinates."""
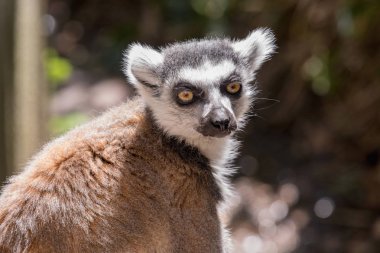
[{"left": 4, "top": 0, "right": 380, "bottom": 252}]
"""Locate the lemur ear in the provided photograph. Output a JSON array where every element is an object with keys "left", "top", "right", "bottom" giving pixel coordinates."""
[
  {"left": 123, "top": 43, "right": 163, "bottom": 91},
  {"left": 232, "top": 28, "right": 276, "bottom": 72}
]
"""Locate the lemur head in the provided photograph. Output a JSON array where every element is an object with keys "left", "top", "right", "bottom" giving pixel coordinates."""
[{"left": 123, "top": 29, "right": 275, "bottom": 142}]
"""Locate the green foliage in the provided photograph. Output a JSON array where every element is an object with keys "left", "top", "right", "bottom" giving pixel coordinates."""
[
  {"left": 49, "top": 112, "right": 88, "bottom": 136},
  {"left": 303, "top": 54, "right": 334, "bottom": 96},
  {"left": 44, "top": 48, "right": 73, "bottom": 88},
  {"left": 190, "top": 0, "right": 229, "bottom": 19}
]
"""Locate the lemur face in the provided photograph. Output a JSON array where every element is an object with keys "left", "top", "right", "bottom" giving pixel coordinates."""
[
  {"left": 124, "top": 29, "right": 275, "bottom": 140},
  {"left": 160, "top": 47, "right": 250, "bottom": 138}
]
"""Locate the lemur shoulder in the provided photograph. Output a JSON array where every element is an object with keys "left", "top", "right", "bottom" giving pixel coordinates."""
[{"left": 0, "top": 29, "right": 275, "bottom": 253}]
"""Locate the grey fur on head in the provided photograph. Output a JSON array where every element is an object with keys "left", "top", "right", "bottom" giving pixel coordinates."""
[{"left": 124, "top": 28, "right": 275, "bottom": 89}]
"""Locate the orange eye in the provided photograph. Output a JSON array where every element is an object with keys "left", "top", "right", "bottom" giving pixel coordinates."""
[
  {"left": 177, "top": 90, "right": 194, "bottom": 103},
  {"left": 226, "top": 82, "right": 241, "bottom": 94}
]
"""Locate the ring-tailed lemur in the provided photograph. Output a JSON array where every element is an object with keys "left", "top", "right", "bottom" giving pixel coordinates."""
[{"left": 0, "top": 29, "right": 275, "bottom": 253}]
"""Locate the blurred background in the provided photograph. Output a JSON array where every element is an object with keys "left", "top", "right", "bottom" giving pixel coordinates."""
[{"left": 0, "top": 0, "right": 379, "bottom": 252}]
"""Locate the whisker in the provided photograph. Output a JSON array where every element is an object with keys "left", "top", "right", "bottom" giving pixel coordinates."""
[
  {"left": 252, "top": 97, "right": 280, "bottom": 111},
  {"left": 252, "top": 113, "right": 266, "bottom": 121},
  {"left": 255, "top": 97, "right": 280, "bottom": 103}
]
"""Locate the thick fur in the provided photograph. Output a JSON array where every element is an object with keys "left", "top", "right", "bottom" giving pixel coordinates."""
[
  {"left": 0, "top": 29, "right": 275, "bottom": 252},
  {"left": 0, "top": 98, "right": 222, "bottom": 252}
]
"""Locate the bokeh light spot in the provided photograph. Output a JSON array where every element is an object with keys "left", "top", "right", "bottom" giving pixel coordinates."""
[
  {"left": 269, "top": 200, "right": 289, "bottom": 221},
  {"left": 314, "top": 197, "right": 335, "bottom": 219},
  {"left": 242, "top": 235, "right": 263, "bottom": 253},
  {"left": 279, "top": 183, "right": 299, "bottom": 205}
]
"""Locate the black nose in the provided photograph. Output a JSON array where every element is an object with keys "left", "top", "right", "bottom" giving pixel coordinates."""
[
  {"left": 211, "top": 119, "right": 230, "bottom": 131},
  {"left": 196, "top": 108, "right": 237, "bottom": 138}
]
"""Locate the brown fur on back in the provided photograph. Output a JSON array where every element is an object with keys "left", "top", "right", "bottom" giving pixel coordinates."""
[{"left": 0, "top": 97, "right": 222, "bottom": 253}]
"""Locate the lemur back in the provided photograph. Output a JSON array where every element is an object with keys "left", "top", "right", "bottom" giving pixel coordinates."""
[
  {"left": 0, "top": 98, "right": 222, "bottom": 252},
  {"left": 0, "top": 29, "right": 275, "bottom": 252}
]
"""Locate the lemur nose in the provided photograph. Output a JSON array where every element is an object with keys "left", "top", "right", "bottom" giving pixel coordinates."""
[
  {"left": 211, "top": 119, "right": 230, "bottom": 131},
  {"left": 196, "top": 107, "right": 237, "bottom": 137},
  {"left": 209, "top": 109, "right": 237, "bottom": 132}
]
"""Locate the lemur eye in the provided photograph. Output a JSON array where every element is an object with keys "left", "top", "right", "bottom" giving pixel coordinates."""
[
  {"left": 177, "top": 90, "right": 194, "bottom": 104},
  {"left": 226, "top": 82, "right": 241, "bottom": 94}
]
